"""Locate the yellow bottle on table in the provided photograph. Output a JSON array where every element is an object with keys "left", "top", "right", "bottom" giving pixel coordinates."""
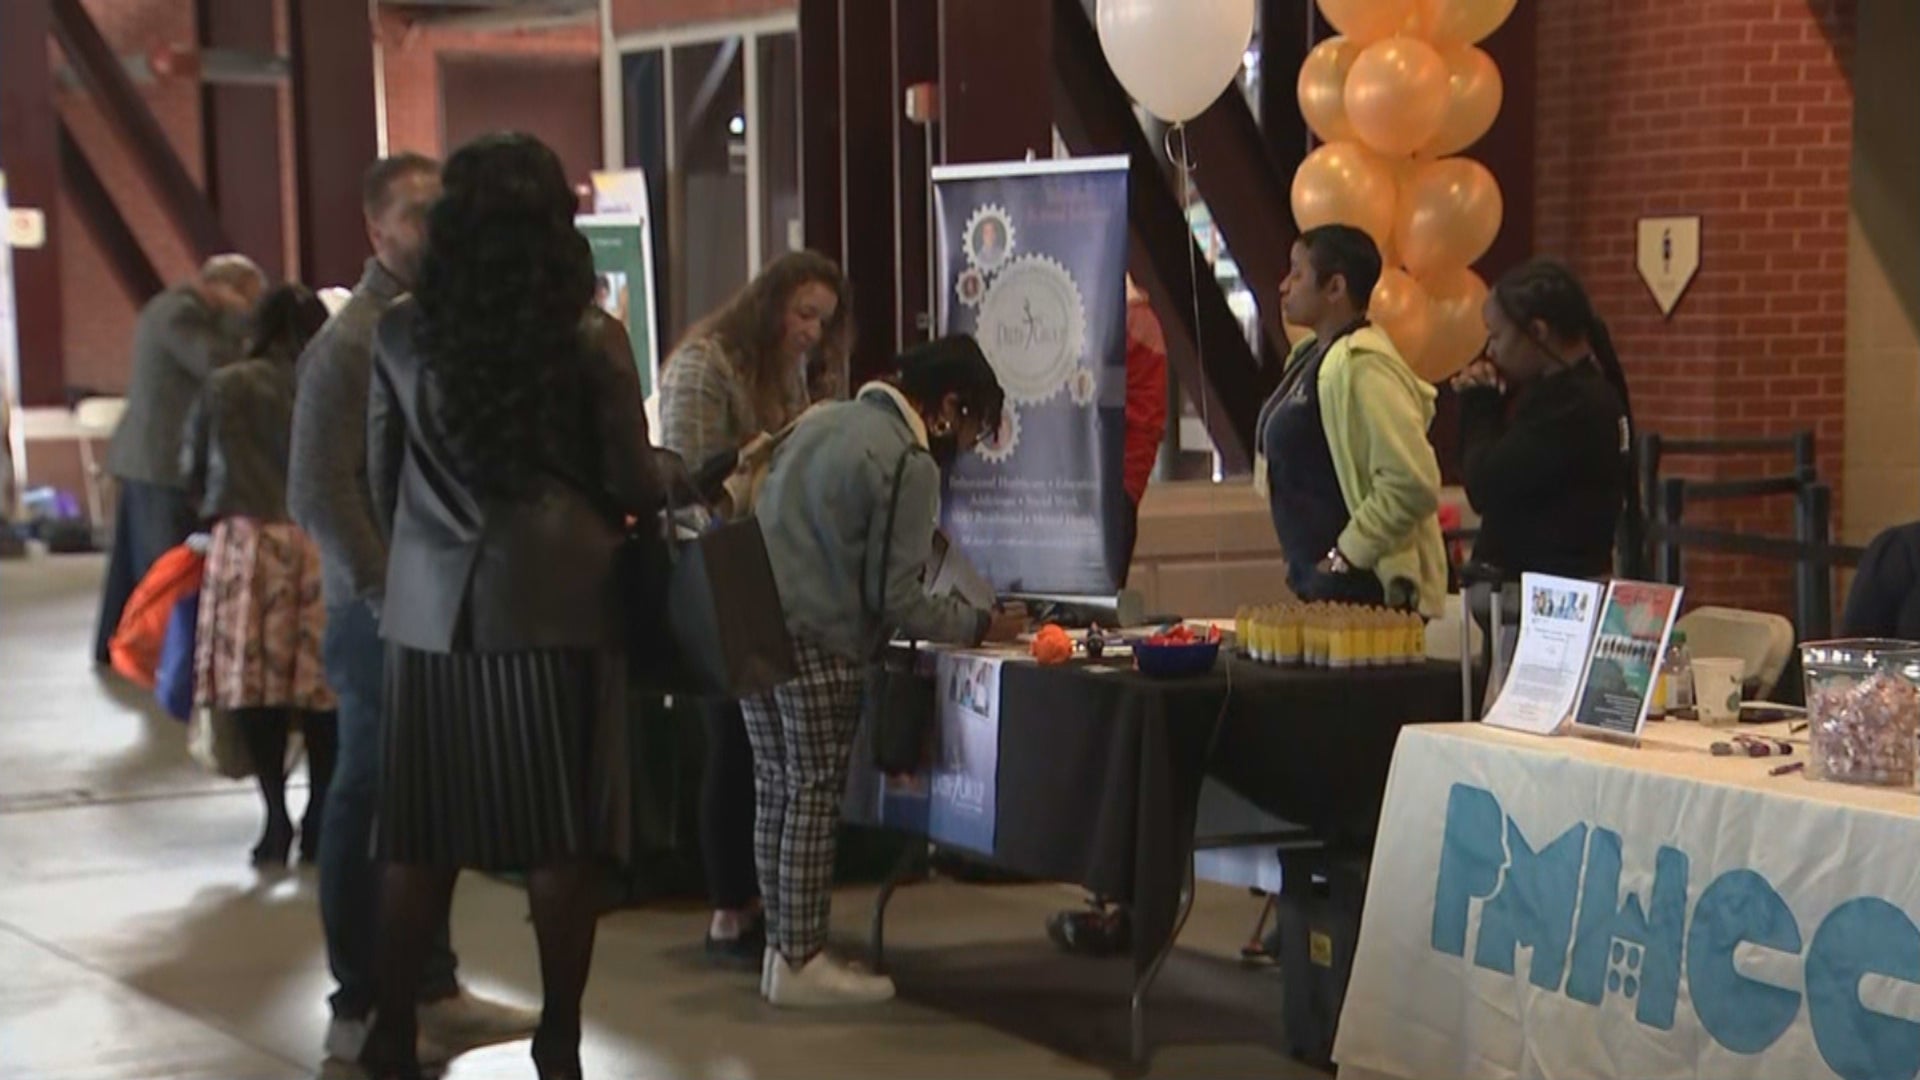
[
  {"left": 1366, "top": 613, "right": 1388, "bottom": 668},
  {"left": 1304, "top": 608, "right": 1328, "bottom": 668},
  {"left": 1329, "top": 609, "right": 1354, "bottom": 670},
  {"left": 1277, "top": 609, "right": 1303, "bottom": 666}
]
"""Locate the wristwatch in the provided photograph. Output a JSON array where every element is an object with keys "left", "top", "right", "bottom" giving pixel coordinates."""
[{"left": 1324, "top": 547, "right": 1353, "bottom": 575}]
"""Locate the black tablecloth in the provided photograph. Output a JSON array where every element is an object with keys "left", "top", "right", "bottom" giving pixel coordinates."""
[
  {"left": 844, "top": 654, "right": 1460, "bottom": 977},
  {"left": 1205, "top": 660, "right": 1462, "bottom": 847}
]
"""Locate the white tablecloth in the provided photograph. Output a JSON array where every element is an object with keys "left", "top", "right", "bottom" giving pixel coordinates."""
[{"left": 1334, "top": 720, "right": 1920, "bottom": 1080}]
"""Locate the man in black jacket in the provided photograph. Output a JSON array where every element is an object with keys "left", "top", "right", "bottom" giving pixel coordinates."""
[{"left": 1844, "top": 523, "right": 1920, "bottom": 640}]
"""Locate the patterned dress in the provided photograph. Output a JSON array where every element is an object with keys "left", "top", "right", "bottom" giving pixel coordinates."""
[{"left": 193, "top": 517, "right": 335, "bottom": 712}]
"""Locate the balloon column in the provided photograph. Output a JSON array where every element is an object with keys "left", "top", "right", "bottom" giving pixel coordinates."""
[{"left": 1292, "top": 0, "right": 1515, "bottom": 381}]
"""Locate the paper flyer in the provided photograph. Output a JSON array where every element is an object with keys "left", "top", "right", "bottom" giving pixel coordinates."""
[
  {"left": 1483, "top": 574, "right": 1605, "bottom": 735},
  {"left": 1571, "top": 580, "right": 1684, "bottom": 739}
]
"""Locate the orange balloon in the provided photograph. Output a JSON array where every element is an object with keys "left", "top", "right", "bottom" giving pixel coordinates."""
[
  {"left": 1290, "top": 141, "right": 1397, "bottom": 249},
  {"left": 1369, "top": 268, "right": 1434, "bottom": 368},
  {"left": 1344, "top": 37, "right": 1450, "bottom": 157},
  {"left": 1422, "top": 46, "right": 1503, "bottom": 157},
  {"left": 1414, "top": 266, "right": 1490, "bottom": 380},
  {"left": 1297, "top": 36, "right": 1363, "bottom": 144},
  {"left": 1416, "top": 0, "right": 1518, "bottom": 46},
  {"left": 1393, "top": 156, "right": 1503, "bottom": 277},
  {"left": 1316, "top": 0, "right": 1414, "bottom": 45}
]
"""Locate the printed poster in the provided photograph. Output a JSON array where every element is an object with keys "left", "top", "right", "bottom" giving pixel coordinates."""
[
  {"left": 1483, "top": 574, "right": 1605, "bottom": 736},
  {"left": 868, "top": 652, "right": 1003, "bottom": 856},
  {"left": 577, "top": 202, "right": 660, "bottom": 400},
  {"left": 1571, "top": 580, "right": 1683, "bottom": 739},
  {"left": 932, "top": 157, "right": 1131, "bottom": 597}
]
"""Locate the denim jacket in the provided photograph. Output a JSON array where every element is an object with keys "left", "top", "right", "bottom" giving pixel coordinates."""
[{"left": 753, "top": 383, "right": 989, "bottom": 661}]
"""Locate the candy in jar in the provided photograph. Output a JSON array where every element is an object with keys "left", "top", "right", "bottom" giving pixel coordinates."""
[{"left": 1803, "top": 639, "right": 1920, "bottom": 787}]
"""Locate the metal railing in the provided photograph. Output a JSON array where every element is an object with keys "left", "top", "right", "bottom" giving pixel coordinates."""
[{"left": 1639, "top": 432, "right": 1863, "bottom": 640}]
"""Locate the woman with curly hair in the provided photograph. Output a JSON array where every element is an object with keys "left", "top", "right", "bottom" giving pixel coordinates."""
[
  {"left": 658, "top": 249, "right": 849, "bottom": 970},
  {"left": 363, "top": 132, "right": 665, "bottom": 1079},
  {"left": 181, "top": 283, "right": 336, "bottom": 869}
]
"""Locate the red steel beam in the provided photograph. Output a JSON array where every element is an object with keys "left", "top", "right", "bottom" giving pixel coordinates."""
[
  {"left": 1051, "top": 0, "right": 1267, "bottom": 469},
  {"left": 48, "top": 0, "right": 231, "bottom": 261},
  {"left": 0, "top": 0, "right": 67, "bottom": 406},
  {"left": 59, "top": 120, "right": 165, "bottom": 305}
]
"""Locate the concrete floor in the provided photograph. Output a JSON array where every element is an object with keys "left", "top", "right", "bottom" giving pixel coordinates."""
[{"left": 0, "top": 553, "right": 1317, "bottom": 1079}]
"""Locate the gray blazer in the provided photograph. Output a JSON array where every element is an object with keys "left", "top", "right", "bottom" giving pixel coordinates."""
[
  {"left": 754, "top": 385, "right": 989, "bottom": 661},
  {"left": 109, "top": 286, "right": 248, "bottom": 487},
  {"left": 368, "top": 301, "right": 664, "bottom": 654}
]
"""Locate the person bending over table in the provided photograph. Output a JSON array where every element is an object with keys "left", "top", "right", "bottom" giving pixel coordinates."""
[
  {"left": 658, "top": 249, "right": 852, "bottom": 972},
  {"left": 747, "top": 335, "right": 1025, "bottom": 1007},
  {"left": 1452, "top": 258, "right": 1635, "bottom": 583}
]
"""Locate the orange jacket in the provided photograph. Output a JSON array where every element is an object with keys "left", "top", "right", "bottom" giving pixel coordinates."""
[{"left": 1124, "top": 296, "right": 1170, "bottom": 506}]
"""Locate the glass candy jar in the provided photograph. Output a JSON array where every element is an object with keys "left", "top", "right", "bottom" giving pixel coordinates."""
[{"left": 1801, "top": 639, "right": 1920, "bottom": 787}]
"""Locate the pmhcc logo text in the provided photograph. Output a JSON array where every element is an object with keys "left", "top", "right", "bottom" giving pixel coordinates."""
[{"left": 1432, "top": 783, "right": 1919, "bottom": 1080}]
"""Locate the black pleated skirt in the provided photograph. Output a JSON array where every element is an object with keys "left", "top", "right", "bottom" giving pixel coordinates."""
[{"left": 379, "top": 645, "right": 631, "bottom": 871}]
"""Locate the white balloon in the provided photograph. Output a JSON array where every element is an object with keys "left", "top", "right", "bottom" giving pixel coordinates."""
[{"left": 1097, "top": 0, "right": 1256, "bottom": 124}]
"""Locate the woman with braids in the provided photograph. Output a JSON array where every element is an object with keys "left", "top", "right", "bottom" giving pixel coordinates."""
[
  {"left": 181, "top": 283, "right": 336, "bottom": 869},
  {"left": 1452, "top": 258, "right": 1637, "bottom": 580},
  {"left": 657, "top": 250, "right": 850, "bottom": 971},
  {"left": 364, "top": 133, "right": 665, "bottom": 1079}
]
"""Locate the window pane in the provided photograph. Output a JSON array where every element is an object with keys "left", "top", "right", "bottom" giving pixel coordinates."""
[
  {"left": 757, "top": 32, "right": 801, "bottom": 260},
  {"left": 667, "top": 38, "right": 747, "bottom": 341}
]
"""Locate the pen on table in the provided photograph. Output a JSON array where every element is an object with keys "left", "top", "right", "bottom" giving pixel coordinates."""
[{"left": 1769, "top": 761, "right": 1804, "bottom": 777}]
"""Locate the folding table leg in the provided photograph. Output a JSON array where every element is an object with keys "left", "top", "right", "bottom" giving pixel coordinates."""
[
  {"left": 867, "top": 842, "right": 928, "bottom": 973},
  {"left": 1130, "top": 852, "right": 1200, "bottom": 1065}
]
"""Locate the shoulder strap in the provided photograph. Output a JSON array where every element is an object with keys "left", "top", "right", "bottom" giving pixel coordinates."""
[{"left": 862, "top": 442, "right": 923, "bottom": 657}]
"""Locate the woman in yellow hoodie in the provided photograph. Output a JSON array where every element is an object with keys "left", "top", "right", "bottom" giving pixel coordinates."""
[{"left": 1259, "top": 224, "right": 1447, "bottom": 614}]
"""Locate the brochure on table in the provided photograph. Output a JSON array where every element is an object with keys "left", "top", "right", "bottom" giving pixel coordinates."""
[
  {"left": 1482, "top": 574, "right": 1606, "bottom": 736},
  {"left": 1570, "top": 580, "right": 1685, "bottom": 740}
]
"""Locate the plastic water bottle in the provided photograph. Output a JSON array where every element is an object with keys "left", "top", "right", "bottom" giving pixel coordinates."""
[{"left": 1663, "top": 631, "right": 1696, "bottom": 716}]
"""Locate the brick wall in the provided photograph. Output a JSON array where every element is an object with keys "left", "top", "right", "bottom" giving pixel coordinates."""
[
  {"left": 378, "top": 12, "right": 600, "bottom": 163},
  {"left": 1536, "top": 0, "right": 1856, "bottom": 614},
  {"left": 54, "top": 0, "right": 204, "bottom": 396}
]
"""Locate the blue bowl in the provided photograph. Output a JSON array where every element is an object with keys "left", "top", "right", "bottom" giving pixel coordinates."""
[{"left": 1133, "top": 640, "right": 1221, "bottom": 678}]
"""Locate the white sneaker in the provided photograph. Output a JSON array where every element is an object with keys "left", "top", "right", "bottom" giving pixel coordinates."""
[
  {"left": 765, "top": 951, "right": 896, "bottom": 1008},
  {"left": 417, "top": 989, "right": 540, "bottom": 1050},
  {"left": 322, "top": 1016, "right": 452, "bottom": 1067}
]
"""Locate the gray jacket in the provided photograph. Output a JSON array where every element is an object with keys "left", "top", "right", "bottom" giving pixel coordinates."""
[
  {"left": 108, "top": 286, "right": 248, "bottom": 487},
  {"left": 754, "top": 385, "right": 989, "bottom": 662},
  {"left": 180, "top": 352, "right": 296, "bottom": 522},
  {"left": 369, "top": 302, "right": 664, "bottom": 654},
  {"left": 288, "top": 259, "right": 404, "bottom": 610}
]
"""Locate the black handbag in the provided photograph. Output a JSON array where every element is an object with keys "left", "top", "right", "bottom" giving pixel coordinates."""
[
  {"left": 862, "top": 444, "right": 940, "bottom": 774},
  {"left": 544, "top": 453, "right": 796, "bottom": 699}
]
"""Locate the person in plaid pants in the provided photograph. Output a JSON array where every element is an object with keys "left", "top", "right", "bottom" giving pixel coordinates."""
[{"left": 746, "top": 335, "right": 1025, "bottom": 1007}]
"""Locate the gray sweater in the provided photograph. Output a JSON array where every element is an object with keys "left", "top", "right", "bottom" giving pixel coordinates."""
[
  {"left": 107, "top": 286, "right": 248, "bottom": 487},
  {"left": 288, "top": 259, "right": 404, "bottom": 609},
  {"left": 754, "top": 384, "right": 988, "bottom": 661}
]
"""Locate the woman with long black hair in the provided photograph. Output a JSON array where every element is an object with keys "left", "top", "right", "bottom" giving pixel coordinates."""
[
  {"left": 1453, "top": 257, "right": 1639, "bottom": 579},
  {"left": 363, "top": 132, "right": 666, "bottom": 1078}
]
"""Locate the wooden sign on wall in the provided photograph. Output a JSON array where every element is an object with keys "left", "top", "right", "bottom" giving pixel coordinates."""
[{"left": 1637, "top": 215, "right": 1701, "bottom": 317}]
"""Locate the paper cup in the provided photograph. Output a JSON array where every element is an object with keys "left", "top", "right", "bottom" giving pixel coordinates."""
[{"left": 1694, "top": 657, "right": 1745, "bottom": 727}]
